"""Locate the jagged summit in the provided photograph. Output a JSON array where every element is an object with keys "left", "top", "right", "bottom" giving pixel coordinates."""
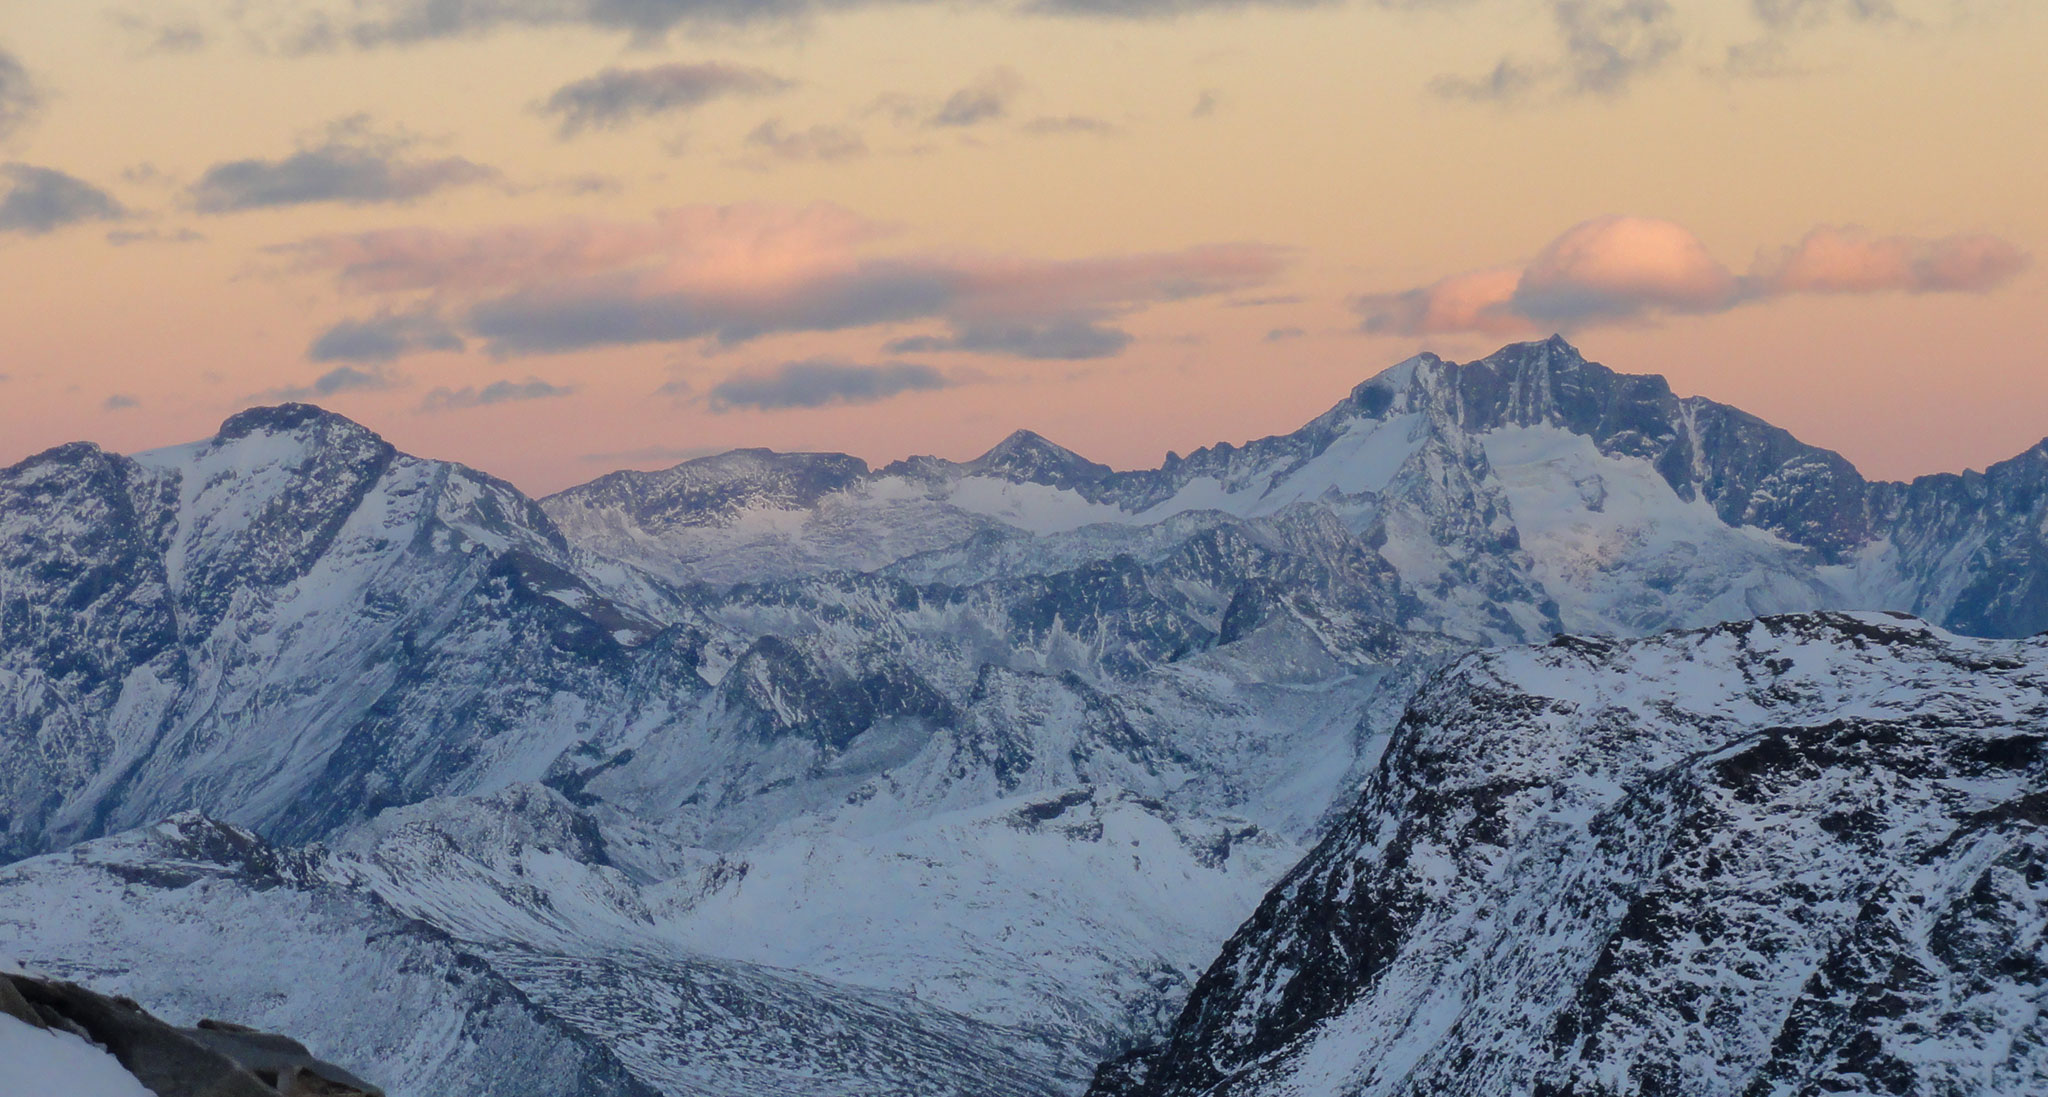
[
  {"left": 546, "top": 447, "right": 872, "bottom": 533},
  {"left": 214, "top": 402, "right": 379, "bottom": 444},
  {"left": 1336, "top": 335, "right": 1676, "bottom": 431},
  {"left": 1, "top": 439, "right": 115, "bottom": 478},
  {"left": 963, "top": 429, "right": 1114, "bottom": 488}
]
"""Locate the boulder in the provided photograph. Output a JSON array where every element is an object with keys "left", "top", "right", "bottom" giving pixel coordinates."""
[
  {"left": 0, "top": 973, "right": 43, "bottom": 1029},
  {"left": 3, "top": 973, "right": 382, "bottom": 1097}
]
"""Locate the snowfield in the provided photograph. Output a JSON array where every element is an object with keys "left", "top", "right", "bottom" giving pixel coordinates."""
[{"left": 0, "top": 1016, "right": 158, "bottom": 1097}]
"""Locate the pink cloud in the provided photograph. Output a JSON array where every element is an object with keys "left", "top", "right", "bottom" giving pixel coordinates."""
[
  {"left": 944, "top": 244, "right": 1288, "bottom": 320},
  {"left": 1353, "top": 267, "right": 1525, "bottom": 337},
  {"left": 1754, "top": 226, "right": 2031, "bottom": 296},
  {"left": 1355, "top": 216, "right": 2028, "bottom": 336},
  {"left": 289, "top": 202, "right": 888, "bottom": 295},
  {"left": 1513, "top": 216, "right": 1741, "bottom": 323},
  {"left": 290, "top": 204, "right": 1289, "bottom": 361}
]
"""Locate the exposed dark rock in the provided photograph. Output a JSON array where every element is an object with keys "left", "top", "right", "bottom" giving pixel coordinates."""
[
  {"left": 0, "top": 971, "right": 42, "bottom": 1029},
  {"left": 6, "top": 972, "right": 383, "bottom": 1097}
]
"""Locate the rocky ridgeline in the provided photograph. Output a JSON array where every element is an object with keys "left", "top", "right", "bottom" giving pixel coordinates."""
[
  {"left": 2, "top": 970, "right": 382, "bottom": 1096},
  {"left": 1088, "top": 613, "right": 2048, "bottom": 1097}
]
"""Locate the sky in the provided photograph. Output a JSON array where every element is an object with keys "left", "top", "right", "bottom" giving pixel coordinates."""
[{"left": 0, "top": 0, "right": 2041, "bottom": 493}]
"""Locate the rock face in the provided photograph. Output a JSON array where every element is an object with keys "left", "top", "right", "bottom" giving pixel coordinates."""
[
  {"left": 4, "top": 969, "right": 383, "bottom": 1097},
  {"left": 1089, "top": 612, "right": 2048, "bottom": 1097},
  {"left": 0, "top": 403, "right": 686, "bottom": 861}
]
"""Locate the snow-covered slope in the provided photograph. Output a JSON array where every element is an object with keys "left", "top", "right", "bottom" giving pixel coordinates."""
[
  {"left": 0, "top": 813, "right": 1079, "bottom": 1097},
  {"left": 1092, "top": 612, "right": 2048, "bottom": 1097},
  {"left": 322, "top": 781, "right": 1297, "bottom": 1058},
  {"left": 0, "top": 815, "right": 662, "bottom": 1097},
  {"left": 0, "top": 1017, "right": 157, "bottom": 1097}
]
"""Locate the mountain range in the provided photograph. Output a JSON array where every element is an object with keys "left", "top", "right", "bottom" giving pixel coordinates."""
[{"left": 2, "top": 337, "right": 2043, "bottom": 1096}]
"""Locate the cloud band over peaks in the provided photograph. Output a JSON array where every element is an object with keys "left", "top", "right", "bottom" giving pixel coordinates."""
[
  {"left": 1355, "top": 215, "right": 2029, "bottom": 336},
  {"left": 706, "top": 359, "right": 957, "bottom": 411},
  {"left": 289, "top": 203, "right": 1288, "bottom": 362}
]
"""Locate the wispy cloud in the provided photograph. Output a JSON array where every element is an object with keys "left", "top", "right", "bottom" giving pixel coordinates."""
[
  {"left": 1024, "top": 0, "right": 1340, "bottom": 16},
  {"left": 190, "top": 117, "right": 496, "bottom": 212},
  {"left": 107, "top": 227, "right": 206, "bottom": 246},
  {"left": 1355, "top": 266, "right": 1528, "bottom": 337},
  {"left": 706, "top": 359, "right": 955, "bottom": 411},
  {"left": 286, "top": 203, "right": 888, "bottom": 294},
  {"left": 887, "top": 318, "right": 1133, "bottom": 359},
  {"left": 310, "top": 0, "right": 823, "bottom": 46},
  {"left": 1430, "top": 58, "right": 1543, "bottom": 102},
  {"left": 930, "top": 68, "right": 1023, "bottom": 127},
  {"left": 308, "top": 308, "right": 466, "bottom": 362},
  {"left": 300, "top": 0, "right": 1350, "bottom": 48},
  {"left": 287, "top": 203, "right": 1288, "bottom": 360},
  {"left": 1555, "top": 0, "right": 1681, "bottom": 94},
  {"left": 540, "top": 63, "right": 792, "bottom": 137},
  {"left": 743, "top": 119, "right": 868, "bottom": 161},
  {"left": 1752, "top": 225, "right": 2030, "bottom": 296},
  {"left": 1434, "top": 0, "right": 1680, "bottom": 101},
  {"left": 0, "top": 164, "right": 126, "bottom": 235},
  {"left": 420, "top": 378, "right": 575, "bottom": 412},
  {"left": 103, "top": 394, "right": 140, "bottom": 411},
  {"left": 110, "top": 12, "right": 209, "bottom": 55},
  {"left": 1354, "top": 215, "right": 2030, "bottom": 336},
  {"left": 254, "top": 363, "right": 406, "bottom": 402},
  {"left": 1749, "top": 0, "right": 1899, "bottom": 31},
  {"left": 272, "top": 0, "right": 1980, "bottom": 109},
  {"left": 1432, "top": 0, "right": 1954, "bottom": 102},
  {"left": 466, "top": 264, "right": 954, "bottom": 353},
  {"left": 0, "top": 47, "right": 39, "bottom": 141},
  {"left": 1226, "top": 293, "right": 1303, "bottom": 308},
  {"left": 1022, "top": 114, "right": 1120, "bottom": 136}
]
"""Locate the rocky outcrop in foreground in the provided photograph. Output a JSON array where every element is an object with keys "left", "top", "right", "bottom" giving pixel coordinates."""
[{"left": 1, "top": 970, "right": 382, "bottom": 1097}]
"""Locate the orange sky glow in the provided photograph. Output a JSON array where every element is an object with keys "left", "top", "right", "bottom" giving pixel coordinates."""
[{"left": 0, "top": 0, "right": 2042, "bottom": 493}]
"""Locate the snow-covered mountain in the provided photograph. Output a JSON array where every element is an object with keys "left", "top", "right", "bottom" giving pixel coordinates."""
[
  {"left": 4, "top": 337, "right": 2047, "bottom": 1096},
  {"left": 0, "top": 404, "right": 706, "bottom": 862},
  {"left": 0, "top": 396, "right": 1425, "bottom": 1091},
  {"left": 1089, "top": 612, "right": 2048, "bottom": 1097},
  {"left": 539, "top": 336, "right": 2048, "bottom": 642}
]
